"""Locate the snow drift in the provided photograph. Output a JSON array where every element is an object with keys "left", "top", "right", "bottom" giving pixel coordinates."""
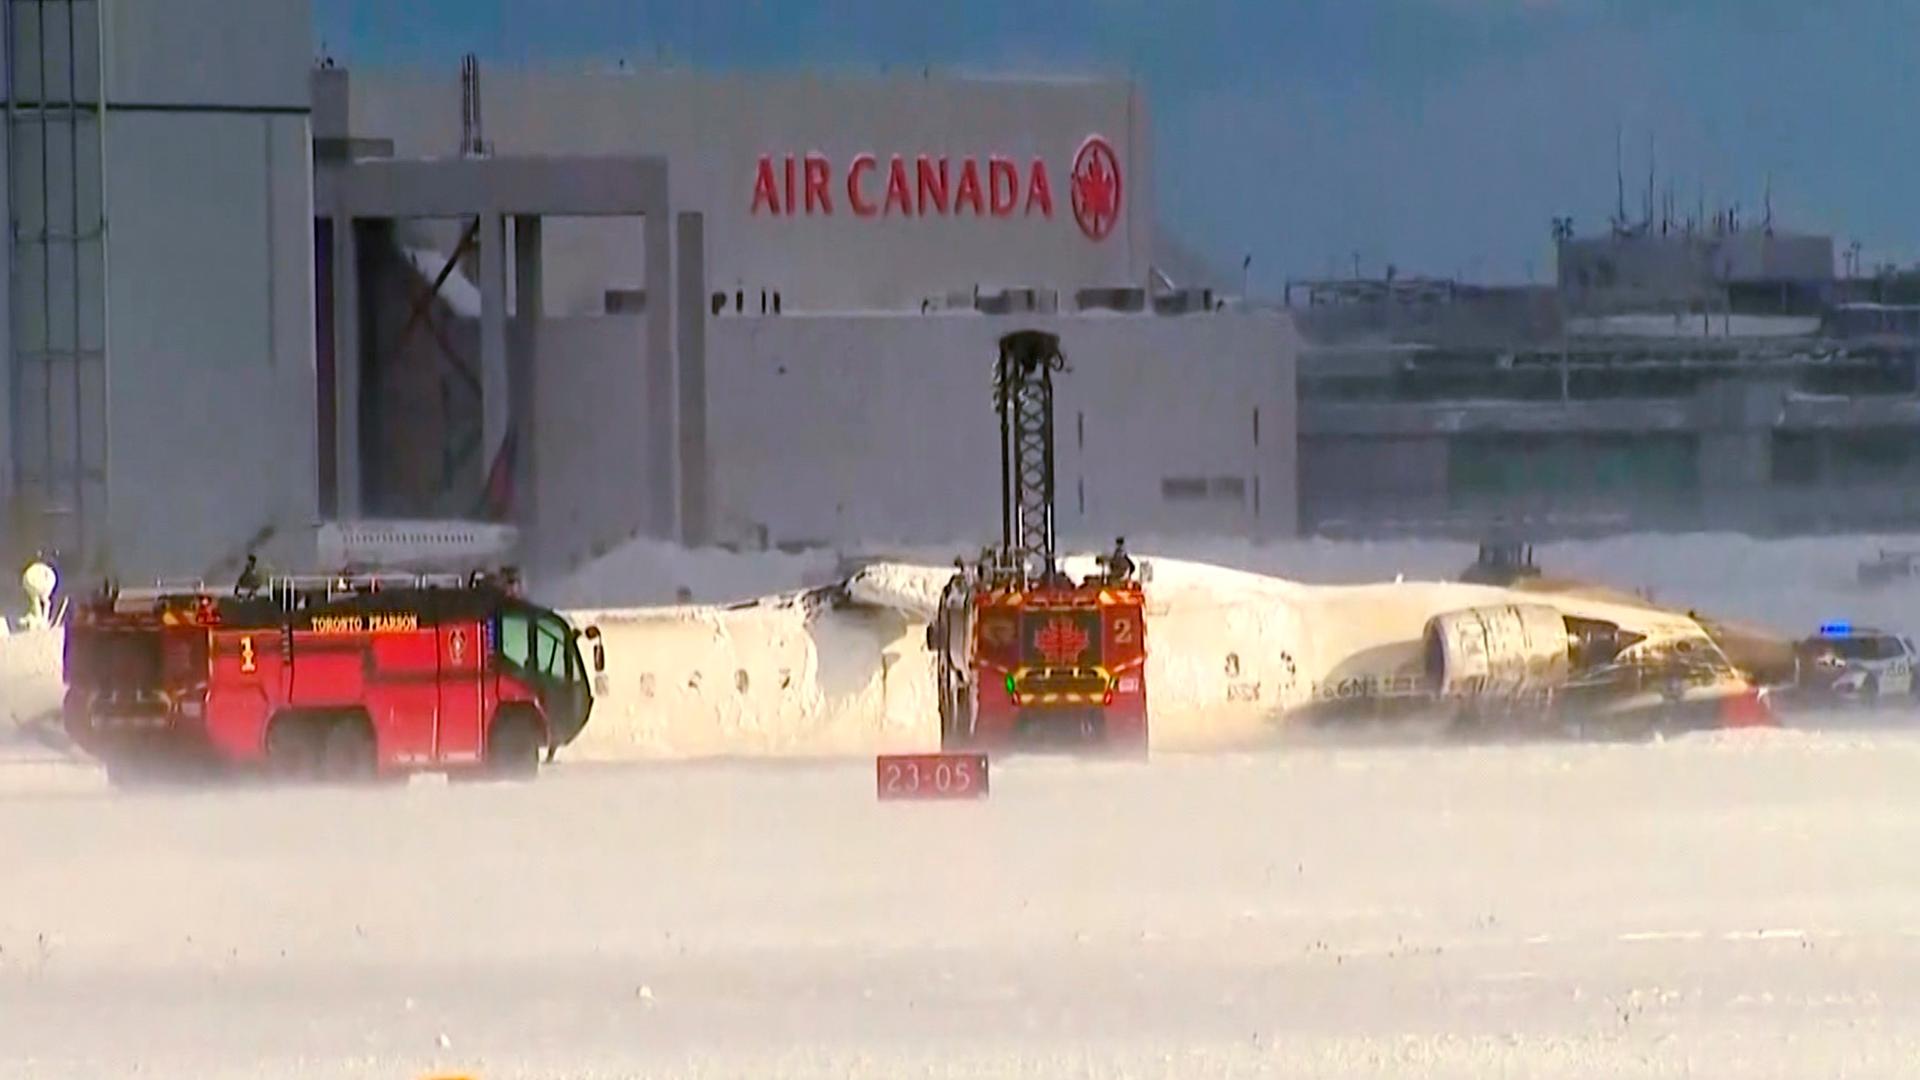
[{"left": 0, "top": 627, "right": 61, "bottom": 727}]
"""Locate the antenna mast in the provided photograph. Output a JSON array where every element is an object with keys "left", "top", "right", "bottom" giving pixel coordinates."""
[
  {"left": 1614, "top": 124, "right": 1626, "bottom": 232},
  {"left": 1644, "top": 133, "right": 1655, "bottom": 232},
  {"left": 460, "top": 53, "right": 486, "bottom": 157}
]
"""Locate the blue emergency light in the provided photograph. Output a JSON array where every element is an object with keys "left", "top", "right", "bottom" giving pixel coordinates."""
[{"left": 1818, "top": 621, "right": 1853, "bottom": 636}]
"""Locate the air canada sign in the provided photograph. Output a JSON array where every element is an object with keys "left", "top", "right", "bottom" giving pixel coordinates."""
[{"left": 749, "top": 134, "right": 1123, "bottom": 242}]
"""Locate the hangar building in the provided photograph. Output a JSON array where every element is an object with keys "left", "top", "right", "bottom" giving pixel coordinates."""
[
  {"left": 0, "top": 0, "right": 316, "bottom": 578},
  {"left": 0, "top": 0, "right": 1298, "bottom": 580},
  {"left": 315, "top": 60, "right": 1298, "bottom": 576}
]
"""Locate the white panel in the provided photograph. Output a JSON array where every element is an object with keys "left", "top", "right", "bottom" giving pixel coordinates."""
[
  {"left": 12, "top": 239, "right": 45, "bottom": 352},
  {"left": 7, "top": 1, "right": 104, "bottom": 104},
  {"left": 103, "top": 111, "right": 314, "bottom": 576},
  {"left": 104, "top": 0, "right": 310, "bottom": 108},
  {"left": 8, "top": 2, "right": 44, "bottom": 102},
  {"left": 266, "top": 114, "right": 317, "bottom": 510},
  {"left": 15, "top": 359, "right": 46, "bottom": 483},
  {"left": 691, "top": 312, "right": 1299, "bottom": 553},
  {"left": 44, "top": 352, "right": 76, "bottom": 487},
  {"left": 9, "top": 118, "right": 45, "bottom": 239},
  {"left": 42, "top": 233, "right": 74, "bottom": 351}
]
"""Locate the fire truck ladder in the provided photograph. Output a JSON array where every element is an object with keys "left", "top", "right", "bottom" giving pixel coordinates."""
[{"left": 992, "top": 330, "right": 1066, "bottom": 581}]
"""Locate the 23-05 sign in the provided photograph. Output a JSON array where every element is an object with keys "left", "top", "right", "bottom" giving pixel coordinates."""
[{"left": 875, "top": 753, "right": 989, "bottom": 801}]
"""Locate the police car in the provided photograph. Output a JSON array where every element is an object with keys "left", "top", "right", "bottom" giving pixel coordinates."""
[{"left": 1794, "top": 623, "right": 1917, "bottom": 706}]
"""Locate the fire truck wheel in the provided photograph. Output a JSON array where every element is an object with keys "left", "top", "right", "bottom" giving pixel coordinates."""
[
  {"left": 320, "top": 716, "right": 379, "bottom": 783},
  {"left": 485, "top": 709, "right": 542, "bottom": 779},
  {"left": 265, "top": 714, "right": 325, "bottom": 780}
]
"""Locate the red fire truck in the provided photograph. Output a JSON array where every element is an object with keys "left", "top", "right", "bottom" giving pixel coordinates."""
[
  {"left": 928, "top": 331, "right": 1150, "bottom": 754},
  {"left": 935, "top": 572, "right": 1148, "bottom": 750},
  {"left": 61, "top": 571, "right": 599, "bottom": 783}
]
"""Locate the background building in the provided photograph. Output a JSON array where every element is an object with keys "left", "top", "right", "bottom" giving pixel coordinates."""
[
  {"left": 0, "top": 8, "right": 1293, "bottom": 582},
  {"left": 14, "top": 0, "right": 1916, "bottom": 581},
  {"left": 1295, "top": 217, "right": 1920, "bottom": 537},
  {"left": 1, "top": 0, "right": 317, "bottom": 578},
  {"left": 320, "top": 61, "right": 1296, "bottom": 576}
]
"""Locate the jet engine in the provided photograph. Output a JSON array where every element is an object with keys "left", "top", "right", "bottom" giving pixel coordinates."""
[
  {"left": 1423, "top": 605, "right": 1645, "bottom": 699},
  {"left": 1424, "top": 604, "right": 1569, "bottom": 698}
]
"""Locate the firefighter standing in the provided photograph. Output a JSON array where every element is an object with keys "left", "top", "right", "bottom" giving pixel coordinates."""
[
  {"left": 1106, "top": 537, "right": 1135, "bottom": 582},
  {"left": 234, "top": 554, "right": 263, "bottom": 598}
]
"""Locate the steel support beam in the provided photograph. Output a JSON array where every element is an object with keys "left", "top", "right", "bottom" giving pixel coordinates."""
[
  {"left": 674, "top": 211, "right": 706, "bottom": 545},
  {"left": 511, "top": 214, "right": 541, "bottom": 548},
  {"left": 644, "top": 197, "right": 674, "bottom": 540},
  {"left": 329, "top": 216, "right": 360, "bottom": 516},
  {"left": 477, "top": 211, "right": 508, "bottom": 502}
]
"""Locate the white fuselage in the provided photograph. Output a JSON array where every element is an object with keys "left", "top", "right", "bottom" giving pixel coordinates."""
[{"left": 562, "top": 555, "right": 1746, "bottom": 760}]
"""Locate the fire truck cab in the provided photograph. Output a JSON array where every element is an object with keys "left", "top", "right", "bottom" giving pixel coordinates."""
[
  {"left": 933, "top": 559, "right": 1148, "bottom": 752},
  {"left": 62, "top": 571, "right": 599, "bottom": 783}
]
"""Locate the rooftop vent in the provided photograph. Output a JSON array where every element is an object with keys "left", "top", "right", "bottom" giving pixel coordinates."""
[
  {"left": 974, "top": 287, "right": 1058, "bottom": 315},
  {"left": 1152, "top": 287, "right": 1216, "bottom": 315},
  {"left": 1075, "top": 286, "right": 1147, "bottom": 313}
]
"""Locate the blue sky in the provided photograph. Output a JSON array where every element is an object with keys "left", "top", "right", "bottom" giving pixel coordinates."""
[{"left": 314, "top": 1, "right": 1919, "bottom": 291}]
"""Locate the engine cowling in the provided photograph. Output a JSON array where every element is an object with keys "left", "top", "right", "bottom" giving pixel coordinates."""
[{"left": 1423, "top": 604, "right": 1574, "bottom": 698}]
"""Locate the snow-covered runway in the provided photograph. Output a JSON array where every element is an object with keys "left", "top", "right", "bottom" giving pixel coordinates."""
[{"left": 8, "top": 728, "right": 1920, "bottom": 1078}]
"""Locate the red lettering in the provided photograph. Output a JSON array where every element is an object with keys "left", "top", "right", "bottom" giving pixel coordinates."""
[
  {"left": 805, "top": 153, "right": 832, "bottom": 214},
  {"left": 752, "top": 157, "right": 780, "bottom": 214},
  {"left": 1025, "top": 159, "right": 1054, "bottom": 217},
  {"left": 915, "top": 155, "right": 950, "bottom": 216},
  {"left": 988, "top": 156, "right": 1017, "bottom": 217},
  {"left": 954, "top": 159, "right": 984, "bottom": 215},
  {"left": 848, "top": 154, "right": 878, "bottom": 217},
  {"left": 765, "top": 151, "right": 1061, "bottom": 221},
  {"left": 884, "top": 155, "right": 912, "bottom": 216}
]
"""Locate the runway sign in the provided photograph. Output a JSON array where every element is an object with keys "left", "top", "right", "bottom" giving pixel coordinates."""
[{"left": 876, "top": 752, "right": 989, "bottom": 800}]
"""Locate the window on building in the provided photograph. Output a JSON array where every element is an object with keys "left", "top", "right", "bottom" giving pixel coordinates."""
[{"left": 1162, "top": 476, "right": 1248, "bottom": 503}]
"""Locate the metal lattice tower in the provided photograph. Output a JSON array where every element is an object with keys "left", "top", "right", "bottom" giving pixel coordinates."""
[
  {"left": 4, "top": 0, "right": 109, "bottom": 566},
  {"left": 993, "top": 330, "right": 1065, "bottom": 578}
]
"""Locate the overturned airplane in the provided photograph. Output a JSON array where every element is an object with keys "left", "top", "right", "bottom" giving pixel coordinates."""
[{"left": 559, "top": 552, "right": 1786, "bottom": 761}]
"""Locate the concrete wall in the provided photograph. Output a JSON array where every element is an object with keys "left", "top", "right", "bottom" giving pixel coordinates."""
[
  {"left": 105, "top": 111, "right": 316, "bottom": 575},
  {"left": 698, "top": 311, "right": 1298, "bottom": 552},
  {"left": 95, "top": 0, "right": 316, "bottom": 577},
  {"left": 340, "top": 69, "right": 1151, "bottom": 313},
  {"left": 525, "top": 316, "right": 656, "bottom": 573}
]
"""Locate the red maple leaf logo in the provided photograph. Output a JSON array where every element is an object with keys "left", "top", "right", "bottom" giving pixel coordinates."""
[
  {"left": 1034, "top": 617, "right": 1091, "bottom": 665},
  {"left": 1071, "top": 135, "right": 1122, "bottom": 242}
]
